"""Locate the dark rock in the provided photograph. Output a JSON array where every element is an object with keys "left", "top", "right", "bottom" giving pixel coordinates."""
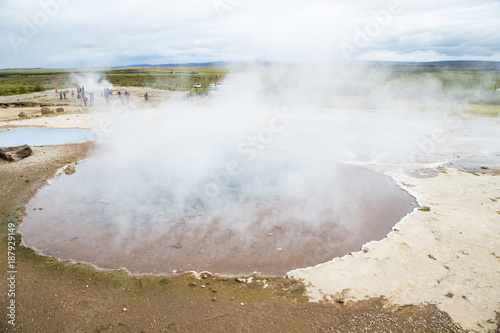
[
  {"left": 0, "top": 145, "right": 33, "bottom": 162},
  {"left": 41, "top": 107, "right": 53, "bottom": 115},
  {"left": 18, "top": 111, "right": 27, "bottom": 118},
  {"left": 56, "top": 107, "right": 64, "bottom": 113},
  {"left": 64, "top": 165, "right": 76, "bottom": 175}
]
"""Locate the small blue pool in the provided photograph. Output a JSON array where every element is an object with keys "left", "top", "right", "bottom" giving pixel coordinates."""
[{"left": 0, "top": 127, "right": 97, "bottom": 147}]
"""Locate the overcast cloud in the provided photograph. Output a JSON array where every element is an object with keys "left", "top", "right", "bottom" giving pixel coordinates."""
[{"left": 1, "top": 0, "right": 499, "bottom": 68}]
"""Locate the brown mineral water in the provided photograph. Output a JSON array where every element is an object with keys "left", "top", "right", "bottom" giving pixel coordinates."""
[{"left": 19, "top": 149, "right": 416, "bottom": 276}]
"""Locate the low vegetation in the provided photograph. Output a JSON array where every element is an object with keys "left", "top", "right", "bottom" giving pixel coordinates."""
[
  {"left": 0, "top": 66, "right": 230, "bottom": 96},
  {"left": 1, "top": 62, "right": 499, "bottom": 116}
]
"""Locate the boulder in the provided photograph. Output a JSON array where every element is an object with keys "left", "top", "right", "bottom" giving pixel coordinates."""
[
  {"left": 41, "top": 107, "right": 53, "bottom": 115},
  {"left": 0, "top": 145, "right": 33, "bottom": 162},
  {"left": 18, "top": 111, "right": 27, "bottom": 118},
  {"left": 56, "top": 107, "right": 64, "bottom": 113}
]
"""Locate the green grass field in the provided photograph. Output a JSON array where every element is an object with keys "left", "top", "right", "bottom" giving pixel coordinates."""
[
  {"left": 0, "top": 66, "right": 230, "bottom": 95},
  {"left": 1, "top": 62, "right": 499, "bottom": 116}
]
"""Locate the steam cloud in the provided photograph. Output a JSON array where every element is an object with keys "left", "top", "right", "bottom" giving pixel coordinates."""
[{"left": 20, "top": 62, "right": 500, "bottom": 275}]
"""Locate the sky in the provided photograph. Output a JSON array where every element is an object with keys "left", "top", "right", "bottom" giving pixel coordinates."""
[{"left": 1, "top": 0, "right": 499, "bottom": 68}]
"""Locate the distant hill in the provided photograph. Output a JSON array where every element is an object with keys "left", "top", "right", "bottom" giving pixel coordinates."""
[
  {"left": 359, "top": 60, "right": 500, "bottom": 72},
  {"left": 2, "top": 60, "right": 499, "bottom": 72},
  {"left": 124, "top": 60, "right": 500, "bottom": 71},
  {"left": 123, "top": 62, "right": 234, "bottom": 68}
]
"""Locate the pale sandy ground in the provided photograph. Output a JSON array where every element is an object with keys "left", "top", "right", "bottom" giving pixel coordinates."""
[
  {"left": 289, "top": 169, "right": 500, "bottom": 332},
  {"left": 0, "top": 87, "right": 183, "bottom": 125},
  {"left": 0, "top": 87, "right": 187, "bottom": 133},
  {"left": 1, "top": 113, "right": 94, "bottom": 129}
]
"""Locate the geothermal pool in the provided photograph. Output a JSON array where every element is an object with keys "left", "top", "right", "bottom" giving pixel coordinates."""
[
  {"left": 0, "top": 127, "right": 97, "bottom": 147},
  {"left": 19, "top": 148, "right": 416, "bottom": 276}
]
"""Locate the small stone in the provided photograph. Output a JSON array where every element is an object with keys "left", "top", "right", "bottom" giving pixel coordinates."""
[
  {"left": 64, "top": 165, "right": 76, "bottom": 175},
  {"left": 122, "top": 308, "right": 127, "bottom": 312},
  {"left": 56, "top": 107, "right": 64, "bottom": 113},
  {"left": 41, "top": 107, "right": 53, "bottom": 115},
  {"left": 276, "top": 248, "right": 283, "bottom": 251},
  {"left": 18, "top": 111, "right": 27, "bottom": 118}
]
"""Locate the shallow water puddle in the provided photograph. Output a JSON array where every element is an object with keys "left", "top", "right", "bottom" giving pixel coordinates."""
[{"left": 0, "top": 127, "right": 97, "bottom": 147}]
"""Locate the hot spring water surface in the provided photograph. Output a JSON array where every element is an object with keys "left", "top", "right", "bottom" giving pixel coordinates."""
[
  {"left": 19, "top": 148, "right": 416, "bottom": 276},
  {"left": 0, "top": 127, "right": 97, "bottom": 147}
]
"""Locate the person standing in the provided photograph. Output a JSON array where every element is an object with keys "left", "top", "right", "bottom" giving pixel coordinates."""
[{"left": 104, "top": 89, "right": 110, "bottom": 104}]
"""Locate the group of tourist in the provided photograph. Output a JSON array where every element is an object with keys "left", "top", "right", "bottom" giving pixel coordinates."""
[
  {"left": 54, "top": 87, "right": 153, "bottom": 106},
  {"left": 103, "top": 88, "right": 133, "bottom": 104},
  {"left": 75, "top": 87, "right": 94, "bottom": 107}
]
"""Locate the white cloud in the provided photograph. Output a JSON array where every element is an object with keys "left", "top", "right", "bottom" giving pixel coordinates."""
[{"left": 0, "top": 0, "right": 499, "bottom": 68}]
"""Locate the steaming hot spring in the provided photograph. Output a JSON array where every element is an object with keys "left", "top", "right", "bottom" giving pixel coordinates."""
[{"left": 19, "top": 107, "right": 417, "bottom": 276}]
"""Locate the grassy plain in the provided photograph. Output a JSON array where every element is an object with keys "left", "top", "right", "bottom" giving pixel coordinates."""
[
  {"left": 1, "top": 62, "right": 499, "bottom": 116},
  {"left": 0, "top": 66, "right": 229, "bottom": 96}
]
